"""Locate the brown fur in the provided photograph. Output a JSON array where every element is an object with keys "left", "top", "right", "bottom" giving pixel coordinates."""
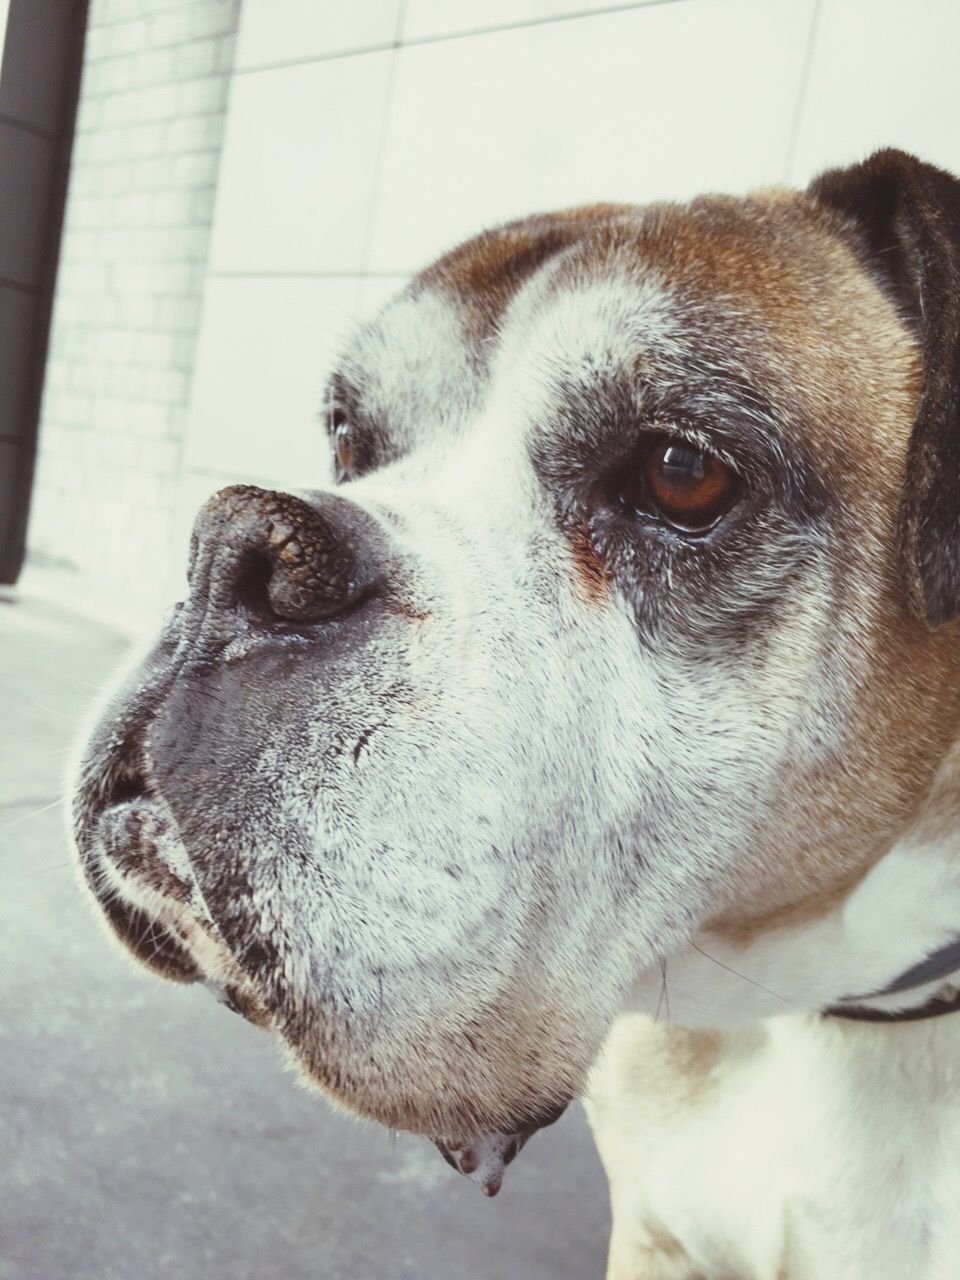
[
  {"left": 539, "top": 190, "right": 960, "bottom": 925},
  {"left": 416, "top": 187, "right": 960, "bottom": 928},
  {"left": 666, "top": 192, "right": 960, "bottom": 926},
  {"left": 417, "top": 203, "right": 628, "bottom": 341}
]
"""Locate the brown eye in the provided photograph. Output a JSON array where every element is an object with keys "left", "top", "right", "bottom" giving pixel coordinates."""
[
  {"left": 640, "top": 438, "right": 737, "bottom": 532},
  {"left": 332, "top": 415, "right": 353, "bottom": 481}
]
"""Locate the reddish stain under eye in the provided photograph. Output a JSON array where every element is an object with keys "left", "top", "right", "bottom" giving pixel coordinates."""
[{"left": 567, "top": 523, "right": 610, "bottom": 602}]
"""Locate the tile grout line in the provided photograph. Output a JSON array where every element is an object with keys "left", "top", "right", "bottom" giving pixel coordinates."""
[
  {"left": 167, "top": 6, "right": 245, "bottom": 513},
  {"left": 784, "top": 0, "right": 822, "bottom": 184},
  {"left": 208, "top": 270, "right": 411, "bottom": 280},
  {"left": 0, "top": 794, "right": 60, "bottom": 812},
  {"left": 357, "top": 0, "right": 409, "bottom": 290},
  {"left": 402, "top": 0, "right": 686, "bottom": 49},
  {"left": 234, "top": 0, "right": 689, "bottom": 78}
]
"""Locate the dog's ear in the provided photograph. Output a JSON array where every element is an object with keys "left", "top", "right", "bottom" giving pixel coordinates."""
[{"left": 808, "top": 148, "right": 960, "bottom": 627}]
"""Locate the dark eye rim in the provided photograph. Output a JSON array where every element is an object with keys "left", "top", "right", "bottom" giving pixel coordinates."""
[
  {"left": 329, "top": 404, "right": 348, "bottom": 434},
  {"left": 603, "top": 431, "right": 744, "bottom": 538}
]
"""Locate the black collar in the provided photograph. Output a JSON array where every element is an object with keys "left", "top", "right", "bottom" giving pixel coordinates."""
[{"left": 825, "top": 936, "right": 960, "bottom": 1024}]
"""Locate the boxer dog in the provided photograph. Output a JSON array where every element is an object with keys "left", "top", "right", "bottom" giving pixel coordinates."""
[{"left": 74, "top": 149, "right": 960, "bottom": 1278}]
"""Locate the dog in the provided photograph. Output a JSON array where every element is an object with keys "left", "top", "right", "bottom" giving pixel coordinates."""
[{"left": 73, "top": 148, "right": 960, "bottom": 1278}]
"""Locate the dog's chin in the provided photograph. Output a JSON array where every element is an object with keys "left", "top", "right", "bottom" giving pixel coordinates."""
[
  {"left": 78, "top": 773, "right": 579, "bottom": 1188},
  {"left": 283, "top": 1016, "right": 576, "bottom": 1148}
]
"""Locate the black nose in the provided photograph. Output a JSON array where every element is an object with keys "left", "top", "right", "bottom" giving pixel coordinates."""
[{"left": 187, "top": 485, "right": 381, "bottom": 629}]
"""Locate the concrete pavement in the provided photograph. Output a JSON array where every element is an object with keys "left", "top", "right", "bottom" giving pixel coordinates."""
[{"left": 0, "top": 596, "right": 610, "bottom": 1280}]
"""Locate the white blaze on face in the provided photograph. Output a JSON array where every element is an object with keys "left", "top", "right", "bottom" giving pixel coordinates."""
[
  {"left": 304, "top": 269, "right": 822, "bottom": 1066},
  {"left": 492, "top": 265, "right": 682, "bottom": 406},
  {"left": 77, "top": 191, "right": 960, "bottom": 1154}
]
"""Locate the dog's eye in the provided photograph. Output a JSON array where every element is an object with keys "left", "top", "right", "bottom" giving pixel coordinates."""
[
  {"left": 332, "top": 412, "right": 354, "bottom": 482},
  {"left": 645, "top": 440, "right": 736, "bottom": 530},
  {"left": 617, "top": 437, "right": 738, "bottom": 533}
]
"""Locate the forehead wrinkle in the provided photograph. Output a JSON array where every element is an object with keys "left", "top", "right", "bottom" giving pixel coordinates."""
[
  {"left": 325, "top": 208, "right": 662, "bottom": 463},
  {"left": 413, "top": 203, "right": 635, "bottom": 345}
]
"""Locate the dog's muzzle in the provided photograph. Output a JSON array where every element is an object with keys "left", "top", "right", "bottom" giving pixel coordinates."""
[
  {"left": 74, "top": 484, "right": 386, "bottom": 996},
  {"left": 74, "top": 483, "right": 580, "bottom": 1184}
]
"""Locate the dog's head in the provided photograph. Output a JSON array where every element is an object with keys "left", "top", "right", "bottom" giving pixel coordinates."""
[{"left": 74, "top": 150, "right": 960, "bottom": 1147}]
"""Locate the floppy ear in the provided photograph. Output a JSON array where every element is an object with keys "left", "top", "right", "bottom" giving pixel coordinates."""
[{"left": 808, "top": 148, "right": 960, "bottom": 627}]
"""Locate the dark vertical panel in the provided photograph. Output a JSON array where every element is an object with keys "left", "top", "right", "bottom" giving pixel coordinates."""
[
  {"left": 0, "top": 438, "right": 22, "bottom": 542},
  {"left": 0, "top": 0, "right": 75, "bottom": 135},
  {"left": 0, "top": 0, "right": 88, "bottom": 585},
  {"left": 0, "top": 123, "right": 57, "bottom": 287},
  {"left": 0, "top": 284, "right": 37, "bottom": 440}
]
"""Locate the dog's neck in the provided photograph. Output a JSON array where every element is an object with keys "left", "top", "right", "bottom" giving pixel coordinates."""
[{"left": 629, "top": 740, "right": 960, "bottom": 1030}]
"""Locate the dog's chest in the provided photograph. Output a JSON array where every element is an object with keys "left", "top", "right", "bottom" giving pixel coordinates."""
[{"left": 586, "top": 1013, "right": 960, "bottom": 1279}]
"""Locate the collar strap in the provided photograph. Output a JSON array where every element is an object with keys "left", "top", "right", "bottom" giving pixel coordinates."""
[
  {"left": 826, "top": 988, "right": 960, "bottom": 1023},
  {"left": 825, "top": 935, "right": 960, "bottom": 1024}
]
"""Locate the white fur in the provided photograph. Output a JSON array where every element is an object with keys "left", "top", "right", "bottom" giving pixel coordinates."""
[
  {"left": 630, "top": 834, "right": 960, "bottom": 1027},
  {"left": 588, "top": 1012, "right": 960, "bottom": 1280}
]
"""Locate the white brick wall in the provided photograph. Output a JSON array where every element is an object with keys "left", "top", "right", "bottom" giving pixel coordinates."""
[{"left": 26, "top": 0, "right": 239, "bottom": 630}]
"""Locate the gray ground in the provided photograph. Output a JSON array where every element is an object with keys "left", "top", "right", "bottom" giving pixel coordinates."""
[{"left": 0, "top": 596, "right": 611, "bottom": 1280}]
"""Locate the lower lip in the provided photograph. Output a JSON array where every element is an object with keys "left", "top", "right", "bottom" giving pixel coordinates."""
[
  {"left": 98, "top": 795, "right": 163, "bottom": 865},
  {"left": 96, "top": 796, "right": 200, "bottom": 907},
  {"left": 93, "top": 805, "right": 274, "bottom": 1026}
]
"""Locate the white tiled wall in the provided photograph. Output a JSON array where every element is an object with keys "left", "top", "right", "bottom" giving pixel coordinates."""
[
  {"left": 29, "top": 0, "right": 960, "bottom": 629},
  {"left": 183, "top": 275, "right": 360, "bottom": 484},
  {"left": 368, "top": 0, "right": 815, "bottom": 273},
  {"left": 234, "top": 0, "right": 402, "bottom": 68},
  {"left": 184, "top": 0, "right": 819, "bottom": 530},
  {"left": 789, "top": 0, "right": 960, "bottom": 184},
  {"left": 209, "top": 51, "right": 395, "bottom": 275}
]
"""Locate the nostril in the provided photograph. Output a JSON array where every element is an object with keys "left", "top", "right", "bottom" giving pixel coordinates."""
[
  {"left": 231, "top": 546, "right": 364, "bottom": 625},
  {"left": 110, "top": 773, "right": 146, "bottom": 806},
  {"left": 192, "top": 486, "right": 385, "bottom": 629},
  {"left": 233, "top": 549, "right": 275, "bottom": 622}
]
